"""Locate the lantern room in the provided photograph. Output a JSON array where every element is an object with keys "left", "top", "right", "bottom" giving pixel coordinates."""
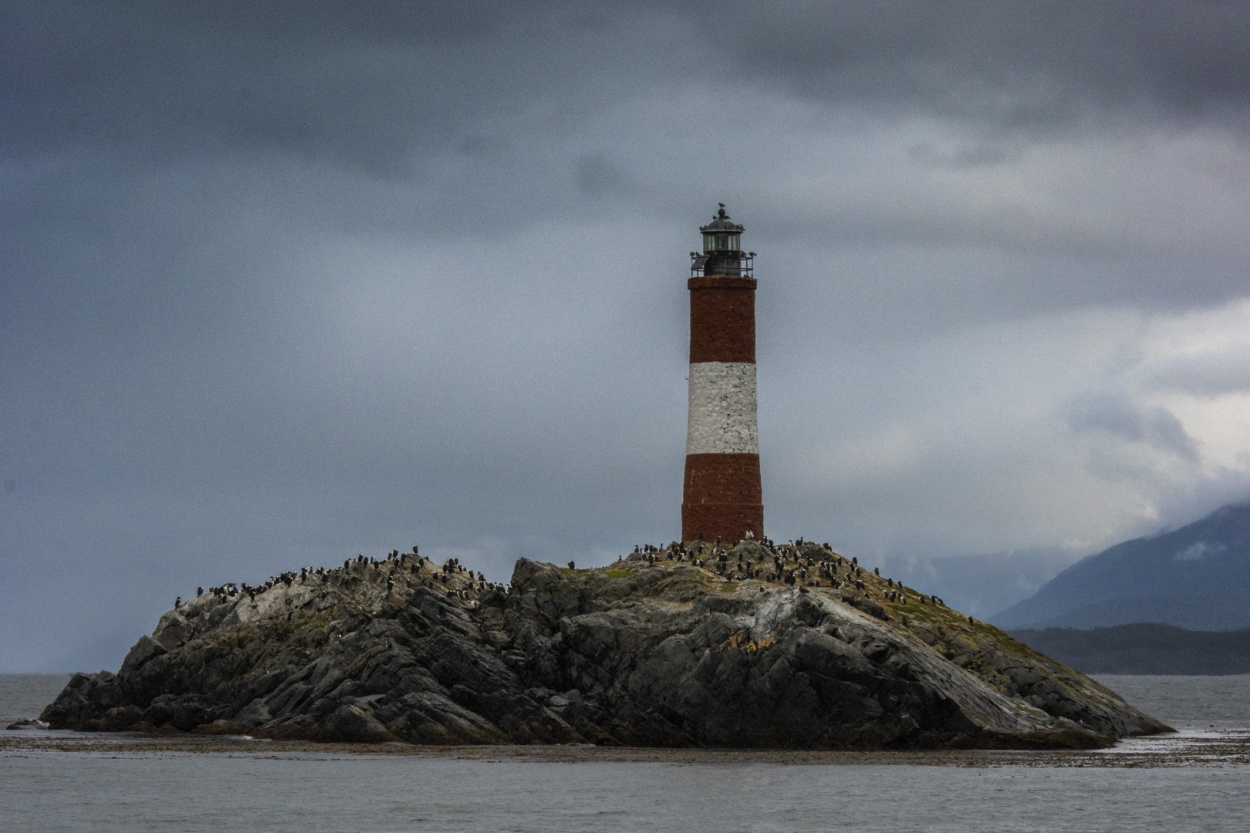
[{"left": 690, "top": 204, "right": 753, "bottom": 278}]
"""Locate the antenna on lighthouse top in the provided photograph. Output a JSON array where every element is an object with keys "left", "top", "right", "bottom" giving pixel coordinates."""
[{"left": 692, "top": 204, "right": 753, "bottom": 278}]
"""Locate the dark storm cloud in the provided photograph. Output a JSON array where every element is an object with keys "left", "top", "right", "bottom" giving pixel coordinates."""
[
  {"left": 698, "top": 0, "right": 1250, "bottom": 134},
  {"left": 0, "top": 0, "right": 666, "bottom": 178},
  {"left": 9, "top": 1, "right": 1250, "bottom": 179},
  {"left": 1064, "top": 390, "right": 1198, "bottom": 461}
]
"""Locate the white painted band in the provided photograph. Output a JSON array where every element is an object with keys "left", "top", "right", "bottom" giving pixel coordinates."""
[{"left": 686, "top": 362, "right": 759, "bottom": 455}]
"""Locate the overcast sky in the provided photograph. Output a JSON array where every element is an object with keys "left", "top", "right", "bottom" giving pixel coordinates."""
[{"left": 5, "top": 1, "right": 1250, "bottom": 673}]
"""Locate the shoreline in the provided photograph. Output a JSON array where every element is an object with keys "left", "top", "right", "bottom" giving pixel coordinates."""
[{"left": 4, "top": 727, "right": 1248, "bottom": 768}]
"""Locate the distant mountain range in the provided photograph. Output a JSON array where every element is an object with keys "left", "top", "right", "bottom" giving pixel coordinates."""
[
  {"left": 874, "top": 547, "right": 1084, "bottom": 620},
  {"left": 992, "top": 501, "right": 1250, "bottom": 631},
  {"left": 1010, "top": 625, "right": 1250, "bottom": 675}
]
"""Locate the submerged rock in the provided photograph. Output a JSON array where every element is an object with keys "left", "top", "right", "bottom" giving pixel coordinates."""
[{"left": 42, "top": 543, "right": 1171, "bottom": 747}]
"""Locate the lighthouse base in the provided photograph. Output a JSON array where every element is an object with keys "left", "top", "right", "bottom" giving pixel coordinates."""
[
  {"left": 682, "top": 502, "right": 764, "bottom": 545},
  {"left": 682, "top": 452, "right": 763, "bottom": 543}
]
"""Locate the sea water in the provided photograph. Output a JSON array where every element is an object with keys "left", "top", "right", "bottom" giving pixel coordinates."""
[{"left": 2, "top": 674, "right": 1249, "bottom": 832}]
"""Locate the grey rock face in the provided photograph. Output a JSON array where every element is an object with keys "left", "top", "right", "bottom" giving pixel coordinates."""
[{"left": 42, "top": 545, "right": 1170, "bottom": 747}]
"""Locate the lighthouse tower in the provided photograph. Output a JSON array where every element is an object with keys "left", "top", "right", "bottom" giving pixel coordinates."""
[{"left": 682, "top": 204, "right": 763, "bottom": 543}]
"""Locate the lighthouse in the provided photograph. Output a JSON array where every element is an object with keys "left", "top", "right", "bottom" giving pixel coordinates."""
[{"left": 682, "top": 204, "right": 763, "bottom": 543}]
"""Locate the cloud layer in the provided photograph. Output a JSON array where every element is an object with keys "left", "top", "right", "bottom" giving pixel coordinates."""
[{"left": 6, "top": 1, "right": 1250, "bottom": 671}]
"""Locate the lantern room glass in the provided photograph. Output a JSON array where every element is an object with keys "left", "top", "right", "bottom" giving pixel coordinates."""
[{"left": 703, "top": 232, "right": 740, "bottom": 253}]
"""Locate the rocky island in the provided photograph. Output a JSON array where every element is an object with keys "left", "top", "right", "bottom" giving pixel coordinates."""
[{"left": 42, "top": 539, "right": 1170, "bottom": 748}]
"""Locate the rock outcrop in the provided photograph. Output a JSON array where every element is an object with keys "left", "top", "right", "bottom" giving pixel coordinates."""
[{"left": 42, "top": 541, "right": 1170, "bottom": 748}]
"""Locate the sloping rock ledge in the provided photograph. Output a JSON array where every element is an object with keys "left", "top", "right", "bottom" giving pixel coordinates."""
[{"left": 43, "top": 541, "right": 1171, "bottom": 748}]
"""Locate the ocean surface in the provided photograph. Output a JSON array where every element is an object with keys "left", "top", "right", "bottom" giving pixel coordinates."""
[{"left": 3, "top": 673, "right": 1249, "bottom": 832}]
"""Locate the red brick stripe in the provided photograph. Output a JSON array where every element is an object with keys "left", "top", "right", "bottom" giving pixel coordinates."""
[
  {"left": 682, "top": 453, "right": 764, "bottom": 542},
  {"left": 688, "top": 277, "right": 756, "bottom": 364}
]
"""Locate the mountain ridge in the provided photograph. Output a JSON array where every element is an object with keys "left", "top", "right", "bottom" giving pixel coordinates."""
[{"left": 992, "top": 501, "right": 1250, "bottom": 630}]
